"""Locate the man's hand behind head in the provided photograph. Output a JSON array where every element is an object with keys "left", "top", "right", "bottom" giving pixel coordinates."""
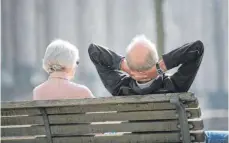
[
  {"left": 120, "top": 59, "right": 132, "bottom": 74},
  {"left": 121, "top": 58, "right": 168, "bottom": 82},
  {"left": 121, "top": 58, "right": 155, "bottom": 82},
  {"left": 134, "top": 60, "right": 167, "bottom": 81},
  {"left": 130, "top": 71, "right": 150, "bottom": 81}
]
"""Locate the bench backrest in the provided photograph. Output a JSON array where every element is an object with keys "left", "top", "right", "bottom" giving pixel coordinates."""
[{"left": 1, "top": 93, "right": 204, "bottom": 143}]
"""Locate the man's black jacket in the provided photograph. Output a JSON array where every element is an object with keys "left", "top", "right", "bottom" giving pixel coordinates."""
[{"left": 88, "top": 41, "right": 204, "bottom": 96}]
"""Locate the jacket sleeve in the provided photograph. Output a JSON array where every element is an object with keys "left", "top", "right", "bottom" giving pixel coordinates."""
[
  {"left": 88, "top": 43, "right": 130, "bottom": 95},
  {"left": 162, "top": 40, "right": 204, "bottom": 92}
]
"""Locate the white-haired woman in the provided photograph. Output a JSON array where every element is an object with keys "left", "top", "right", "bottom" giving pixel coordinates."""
[{"left": 33, "top": 39, "right": 94, "bottom": 100}]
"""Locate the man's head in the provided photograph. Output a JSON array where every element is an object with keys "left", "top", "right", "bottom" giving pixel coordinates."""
[{"left": 126, "top": 35, "right": 159, "bottom": 72}]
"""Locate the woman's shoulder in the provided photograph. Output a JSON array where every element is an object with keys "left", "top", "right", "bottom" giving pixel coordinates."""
[
  {"left": 33, "top": 81, "right": 47, "bottom": 93},
  {"left": 33, "top": 81, "right": 50, "bottom": 98},
  {"left": 69, "top": 82, "right": 95, "bottom": 98}
]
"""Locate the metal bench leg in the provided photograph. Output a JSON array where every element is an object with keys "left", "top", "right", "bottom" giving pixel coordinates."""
[{"left": 170, "top": 94, "right": 191, "bottom": 143}]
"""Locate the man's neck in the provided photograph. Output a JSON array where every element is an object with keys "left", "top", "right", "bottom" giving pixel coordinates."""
[
  {"left": 137, "top": 79, "right": 153, "bottom": 84},
  {"left": 136, "top": 79, "right": 154, "bottom": 89}
]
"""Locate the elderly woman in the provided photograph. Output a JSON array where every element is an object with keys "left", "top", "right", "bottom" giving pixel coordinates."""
[{"left": 33, "top": 39, "right": 94, "bottom": 100}]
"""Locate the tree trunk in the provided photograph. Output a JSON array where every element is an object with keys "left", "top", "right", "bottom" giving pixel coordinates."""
[{"left": 154, "top": 0, "right": 164, "bottom": 56}]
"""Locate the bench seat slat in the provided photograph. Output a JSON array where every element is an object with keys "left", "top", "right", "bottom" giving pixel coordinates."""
[
  {"left": 1, "top": 125, "right": 46, "bottom": 137},
  {"left": 1, "top": 93, "right": 196, "bottom": 109},
  {"left": 50, "top": 120, "right": 203, "bottom": 135},
  {"left": 52, "top": 131, "right": 204, "bottom": 143},
  {"left": 1, "top": 109, "right": 200, "bottom": 125},
  {"left": 49, "top": 110, "right": 178, "bottom": 124},
  {"left": 45, "top": 102, "right": 198, "bottom": 114},
  {"left": 1, "top": 101, "right": 198, "bottom": 116},
  {"left": 190, "top": 131, "right": 205, "bottom": 142},
  {"left": 48, "top": 109, "right": 200, "bottom": 124},
  {"left": 53, "top": 133, "right": 180, "bottom": 143},
  {"left": 2, "top": 116, "right": 44, "bottom": 126},
  {"left": 52, "top": 121, "right": 179, "bottom": 135},
  {"left": 186, "top": 108, "right": 201, "bottom": 118},
  {"left": 1, "top": 136, "right": 47, "bottom": 143},
  {"left": 1, "top": 108, "right": 41, "bottom": 116},
  {"left": 189, "top": 119, "right": 204, "bottom": 130}
]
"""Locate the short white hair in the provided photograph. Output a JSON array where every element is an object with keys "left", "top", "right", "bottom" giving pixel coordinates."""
[
  {"left": 43, "top": 39, "right": 79, "bottom": 73},
  {"left": 126, "top": 35, "right": 159, "bottom": 71}
]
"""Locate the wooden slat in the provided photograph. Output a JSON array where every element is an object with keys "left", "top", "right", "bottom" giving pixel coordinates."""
[
  {"left": 1, "top": 102, "right": 200, "bottom": 116},
  {"left": 188, "top": 119, "right": 204, "bottom": 130},
  {"left": 186, "top": 108, "right": 201, "bottom": 118},
  {"left": 46, "top": 101, "right": 198, "bottom": 114},
  {"left": 1, "top": 132, "right": 204, "bottom": 143},
  {"left": 1, "top": 125, "right": 46, "bottom": 137},
  {"left": 1, "top": 108, "right": 200, "bottom": 125},
  {"left": 190, "top": 131, "right": 205, "bottom": 142},
  {"left": 52, "top": 133, "right": 181, "bottom": 143},
  {"left": 51, "top": 120, "right": 203, "bottom": 135},
  {"left": 1, "top": 136, "right": 47, "bottom": 143},
  {"left": 2, "top": 93, "right": 196, "bottom": 109},
  {"left": 47, "top": 103, "right": 175, "bottom": 114},
  {"left": 1, "top": 108, "right": 41, "bottom": 116},
  {"left": 49, "top": 110, "right": 178, "bottom": 124},
  {"left": 1, "top": 116, "right": 44, "bottom": 126},
  {"left": 52, "top": 131, "right": 205, "bottom": 143},
  {"left": 51, "top": 121, "right": 178, "bottom": 135},
  {"left": 0, "top": 132, "right": 204, "bottom": 143},
  {"left": 49, "top": 108, "right": 200, "bottom": 124}
]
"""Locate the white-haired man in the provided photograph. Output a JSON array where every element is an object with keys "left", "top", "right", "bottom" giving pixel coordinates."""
[{"left": 88, "top": 35, "right": 204, "bottom": 96}]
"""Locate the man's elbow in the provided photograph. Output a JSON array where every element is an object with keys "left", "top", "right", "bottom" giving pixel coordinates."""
[
  {"left": 88, "top": 43, "right": 100, "bottom": 62},
  {"left": 103, "top": 85, "right": 117, "bottom": 96},
  {"left": 195, "top": 40, "right": 204, "bottom": 56},
  {"left": 88, "top": 43, "right": 98, "bottom": 56},
  {"left": 109, "top": 87, "right": 120, "bottom": 96}
]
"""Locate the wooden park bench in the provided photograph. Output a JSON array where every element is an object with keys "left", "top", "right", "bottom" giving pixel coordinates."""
[{"left": 1, "top": 93, "right": 205, "bottom": 143}]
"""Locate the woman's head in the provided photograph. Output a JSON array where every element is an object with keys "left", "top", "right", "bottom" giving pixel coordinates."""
[{"left": 43, "top": 39, "right": 79, "bottom": 78}]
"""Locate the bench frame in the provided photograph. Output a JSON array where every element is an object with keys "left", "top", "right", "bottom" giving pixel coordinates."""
[
  {"left": 170, "top": 94, "right": 191, "bottom": 143},
  {"left": 40, "top": 108, "right": 53, "bottom": 143}
]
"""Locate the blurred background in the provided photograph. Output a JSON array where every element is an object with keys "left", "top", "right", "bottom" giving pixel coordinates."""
[{"left": 1, "top": 0, "right": 228, "bottom": 130}]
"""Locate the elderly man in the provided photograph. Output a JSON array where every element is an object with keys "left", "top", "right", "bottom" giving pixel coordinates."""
[
  {"left": 88, "top": 35, "right": 229, "bottom": 143},
  {"left": 88, "top": 35, "right": 204, "bottom": 95}
]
